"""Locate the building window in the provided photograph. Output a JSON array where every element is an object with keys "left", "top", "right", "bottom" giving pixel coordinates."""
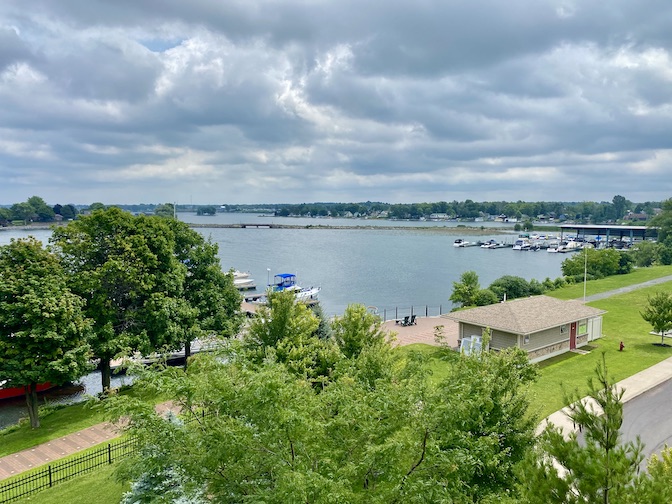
[
  {"left": 560, "top": 324, "right": 568, "bottom": 334},
  {"left": 578, "top": 320, "right": 588, "bottom": 335}
]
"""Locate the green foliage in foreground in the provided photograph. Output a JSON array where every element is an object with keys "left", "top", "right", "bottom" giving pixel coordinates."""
[{"left": 109, "top": 296, "right": 539, "bottom": 503}]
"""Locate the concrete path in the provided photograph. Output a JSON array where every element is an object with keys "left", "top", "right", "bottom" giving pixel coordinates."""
[
  {"left": 583, "top": 274, "right": 672, "bottom": 302},
  {"left": 383, "top": 316, "right": 457, "bottom": 348},
  {"left": 0, "top": 402, "right": 178, "bottom": 481},
  {"left": 538, "top": 355, "right": 672, "bottom": 437}
]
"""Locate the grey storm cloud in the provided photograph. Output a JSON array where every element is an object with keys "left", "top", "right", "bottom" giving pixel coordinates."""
[{"left": 0, "top": 0, "right": 671, "bottom": 205}]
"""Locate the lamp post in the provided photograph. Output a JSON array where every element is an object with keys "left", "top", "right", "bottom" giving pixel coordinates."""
[
  {"left": 583, "top": 244, "right": 588, "bottom": 302},
  {"left": 267, "top": 268, "right": 271, "bottom": 287}
]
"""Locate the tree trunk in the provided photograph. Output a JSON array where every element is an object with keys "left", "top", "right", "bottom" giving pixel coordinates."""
[
  {"left": 25, "top": 383, "right": 40, "bottom": 429},
  {"left": 184, "top": 339, "right": 192, "bottom": 370},
  {"left": 101, "top": 357, "right": 112, "bottom": 393}
]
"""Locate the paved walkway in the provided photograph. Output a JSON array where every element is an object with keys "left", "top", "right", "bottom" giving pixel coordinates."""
[
  {"left": 0, "top": 402, "right": 178, "bottom": 481},
  {"left": 583, "top": 274, "right": 672, "bottom": 302}
]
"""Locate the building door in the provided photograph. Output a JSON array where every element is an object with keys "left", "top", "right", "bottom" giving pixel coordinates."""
[{"left": 570, "top": 322, "right": 577, "bottom": 350}]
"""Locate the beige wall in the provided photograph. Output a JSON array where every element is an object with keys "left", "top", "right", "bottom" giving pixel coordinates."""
[
  {"left": 525, "top": 326, "right": 567, "bottom": 351},
  {"left": 459, "top": 315, "right": 604, "bottom": 362}
]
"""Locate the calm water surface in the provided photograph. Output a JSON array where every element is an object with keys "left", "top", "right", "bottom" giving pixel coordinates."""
[{"left": 0, "top": 215, "right": 565, "bottom": 427}]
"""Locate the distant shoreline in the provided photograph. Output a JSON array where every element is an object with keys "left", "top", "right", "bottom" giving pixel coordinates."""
[
  {"left": 1, "top": 221, "right": 539, "bottom": 236},
  {"left": 186, "top": 223, "right": 515, "bottom": 234}
]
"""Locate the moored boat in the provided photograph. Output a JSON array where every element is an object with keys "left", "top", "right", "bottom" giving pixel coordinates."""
[
  {"left": 245, "top": 273, "right": 320, "bottom": 305},
  {"left": 0, "top": 380, "right": 55, "bottom": 400},
  {"left": 270, "top": 273, "right": 321, "bottom": 302},
  {"left": 232, "top": 270, "right": 256, "bottom": 290},
  {"left": 512, "top": 238, "right": 531, "bottom": 251}
]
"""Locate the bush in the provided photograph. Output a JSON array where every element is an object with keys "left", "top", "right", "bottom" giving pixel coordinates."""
[
  {"left": 660, "top": 245, "right": 672, "bottom": 266},
  {"left": 489, "top": 275, "right": 531, "bottom": 301},
  {"left": 474, "top": 289, "right": 499, "bottom": 306}
]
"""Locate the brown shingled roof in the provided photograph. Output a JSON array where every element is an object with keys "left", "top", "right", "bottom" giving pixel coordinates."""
[{"left": 442, "top": 295, "right": 606, "bottom": 335}]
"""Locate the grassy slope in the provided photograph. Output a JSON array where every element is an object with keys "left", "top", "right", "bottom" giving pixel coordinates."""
[
  {"left": 0, "top": 387, "right": 164, "bottom": 458},
  {"left": 548, "top": 264, "right": 672, "bottom": 300},
  {"left": 0, "top": 402, "right": 107, "bottom": 457},
  {"left": 13, "top": 464, "right": 127, "bottom": 504},
  {"left": 400, "top": 266, "right": 672, "bottom": 419}
]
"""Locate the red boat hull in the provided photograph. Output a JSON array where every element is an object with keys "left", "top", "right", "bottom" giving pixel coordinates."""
[{"left": 0, "top": 383, "right": 55, "bottom": 400}]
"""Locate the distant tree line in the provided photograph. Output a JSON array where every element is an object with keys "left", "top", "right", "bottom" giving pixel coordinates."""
[
  {"left": 0, "top": 196, "right": 78, "bottom": 225},
  {"left": 224, "top": 195, "right": 662, "bottom": 223}
]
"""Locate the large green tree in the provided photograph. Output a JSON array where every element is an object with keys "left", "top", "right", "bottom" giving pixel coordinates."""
[
  {"left": 110, "top": 306, "right": 538, "bottom": 502},
  {"left": 641, "top": 292, "right": 672, "bottom": 345},
  {"left": 0, "top": 238, "right": 92, "bottom": 428},
  {"left": 51, "top": 208, "right": 187, "bottom": 391},
  {"left": 649, "top": 198, "right": 672, "bottom": 243},
  {"left": 165, "top": 219, "right": 243, "bottom": 364}
]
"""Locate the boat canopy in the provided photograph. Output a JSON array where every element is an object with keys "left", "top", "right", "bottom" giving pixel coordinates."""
[{"left": 272, "top": 273, "right": 297, "bottom": 290}]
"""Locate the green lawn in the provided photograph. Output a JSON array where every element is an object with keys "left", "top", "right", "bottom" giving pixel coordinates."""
[
  {"left": 0, "top": 386, "right": 164, "bottom": 458},
  {"left": 530, "top": 281, "right": 672, "bottom": 417},
  {"left": 546, "top": 265, "right": 672, "bottom": 300},
  {"left": 397, "top": 270, "right": 672, "bottom": 420},
  {"left": 0, "top": 402, "right": 107, "bottom": 458},
  {"left": 12, "top": 464, "right": 128, "bottom": 504}
]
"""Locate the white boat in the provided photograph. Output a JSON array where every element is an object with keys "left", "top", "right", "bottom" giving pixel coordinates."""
[
  {"left": 232, "top": 270, "right": 256, "bottom": 290},
  {"left": 480, "top": 239, "right": 499, "bottom": 249},
  {"left": 557, "top": 239, "right": 581, "bottom": 253},
  {"left": 270, "top": 273, "right": 320, "bottom": 302},
  {"left": 234, "top": 277, "right": 256, "bottom": 290},
  {"left": 453, "top": 239, "right": 470, "bottom": 247},
  {"left": 512, "top": 238, "right": 531, "bottom": 251},
  {"left": 246, "top": 273, "right": 320, "bottom": 304}
]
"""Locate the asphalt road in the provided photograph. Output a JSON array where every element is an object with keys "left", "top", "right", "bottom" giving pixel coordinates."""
[{"left": 622, "top": 378, "right": 672, "bottom": 462}]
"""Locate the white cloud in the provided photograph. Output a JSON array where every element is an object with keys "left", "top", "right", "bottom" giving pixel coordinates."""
[{"left": 0, "top": 0, "right": 671, "bottom": 204}]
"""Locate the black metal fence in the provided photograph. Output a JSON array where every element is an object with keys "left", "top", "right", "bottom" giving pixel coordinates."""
[
  {"left": 0, "top": 409, "right": 213, "bottom": 504},
  {"left": 0, "top": 436, "right": 139, "bottom": 503},
  {"left": 371, "top": 305, "right": 445, "bottom": 322}
]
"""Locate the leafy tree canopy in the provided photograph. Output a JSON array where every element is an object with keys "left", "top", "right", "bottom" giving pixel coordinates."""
[
  {"left": 51, "top": 207, "right": 187, "bottom": 391},
  {"left": 109, "top": 313, "right": 539, "bottom": 503},
  {"left": 0, "top": 237, "right": 92, "bottom": 428},
  {"left": 641, "top": 292, "right": 672, "bottom": 345}
]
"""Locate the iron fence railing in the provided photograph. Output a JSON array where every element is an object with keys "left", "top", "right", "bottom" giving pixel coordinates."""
[
  {"left": 0, "top": 437, "right": 138, "bottom": 503},
  {"left": 368, "top": 304, "right": 446, "bottom": 322},
  {"left": 0, "top": 410, "right": 212, "bottom": 503}
]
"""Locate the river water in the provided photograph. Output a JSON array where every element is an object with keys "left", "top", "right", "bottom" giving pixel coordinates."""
[{"left": 0, "top": 214, "right": 566, "bottom": 427}]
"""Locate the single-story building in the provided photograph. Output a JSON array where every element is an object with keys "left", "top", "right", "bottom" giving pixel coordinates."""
[{"left": 442, "top": 296, "right": 606, "bottom": 362}]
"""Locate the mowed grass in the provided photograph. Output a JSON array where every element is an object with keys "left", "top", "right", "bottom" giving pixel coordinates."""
[
  {"left": 396, "top": 269, "right": 672, "bottom": 420},
  {"left": 0, "top": 386, "right": 164, "bottom": 458},
  {"left": 0, "top": 402, "right": 107, "bottom": 458},
  {"left": 547, "top": 264, "right": 672, "bottom": 300},
  {"left": 12, "top": 464, "right": 128, "bottom": 504}
]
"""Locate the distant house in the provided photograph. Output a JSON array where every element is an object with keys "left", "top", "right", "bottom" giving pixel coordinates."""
[
  {"left": 443, "top": 296, "right": 606, "bottom": 362},
  {"left": 624, "top": 211, "right": 648, "bottom": 222}
]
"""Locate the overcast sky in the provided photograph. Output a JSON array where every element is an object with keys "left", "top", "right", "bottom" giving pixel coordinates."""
[{"left": 1, "top": 1, "right": 671, "bottom": 205}]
